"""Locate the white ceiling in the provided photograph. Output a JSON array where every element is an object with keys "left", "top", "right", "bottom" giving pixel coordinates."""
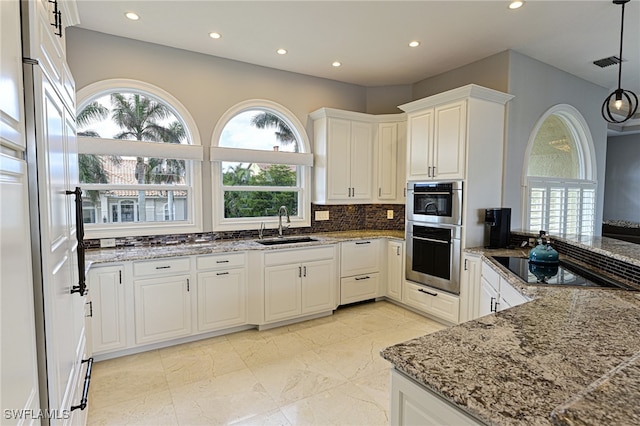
[{"left": 75, "top": 1, "right": 639, "bottom": 122}]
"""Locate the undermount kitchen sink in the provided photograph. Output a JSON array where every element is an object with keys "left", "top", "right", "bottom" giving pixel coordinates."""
[{"left": 257, "top": 236, "right": 317, "bottom": 245}]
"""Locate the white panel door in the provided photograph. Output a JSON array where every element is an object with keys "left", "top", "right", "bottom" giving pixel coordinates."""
[
  {"left": 326, "top": 118, "right": 351, "bottom": 200},
  {"left": 197, "top": 268, "right": 247, "bottom": 332},
  {"left": 264, "top": 264, "right": 302, "bottom": 322},
  {"left": 134, "top": 275, "right": 192, "bottom": 345},
  {"left": 478, "top": 277, "right": 498, "bottom": 317},
  {"left": 433, "top": 101, "right": 466, "bottom": 180},
  {"left": 377, "top": 122, "right": 398, "bottom": 201},
  {"left": 301, "top": 259, "right": 334, "bottom": 314},
  {"left": 90, "top": 266, "right": 126, "bottom": 353},
  {"left": 407, "top": 110, "right": 433, "bottom": 179},
  {"left": 386, "top": 241, "right": 403, "bottom": 301},
  {"left": 350, "top": 120, "right": 373, "bottom": 200}
]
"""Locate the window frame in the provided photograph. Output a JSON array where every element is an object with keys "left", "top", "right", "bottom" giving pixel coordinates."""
[
  {"left": 76, "top": 79, "right": 203, "bottom": 238},
  {"left": 210, "top": 99, "right": 313, "bottom": 232},
  {"left": 522, "top": 104, "right": 597, "bottom": 236}
]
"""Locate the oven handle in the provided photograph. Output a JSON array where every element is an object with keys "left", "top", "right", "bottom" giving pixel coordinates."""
[
  {"left": 414, "top": 191, "right": 451, "bottom": 195},
  {"left": 412, "top": 236, "right": 449, "bottom": 244}
]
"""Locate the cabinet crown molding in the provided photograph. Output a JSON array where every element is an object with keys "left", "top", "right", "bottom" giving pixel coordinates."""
[
  {"left": 399, "top": 84, "right": 515, "bottom": 114},
  {"left": 309, "top": 107, "right": 405, "bottom": 123}
]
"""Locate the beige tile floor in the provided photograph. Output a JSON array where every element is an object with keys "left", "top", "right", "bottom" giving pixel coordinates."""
[{"left": 87, "top": 300, "right": 447, "bottom": 426}]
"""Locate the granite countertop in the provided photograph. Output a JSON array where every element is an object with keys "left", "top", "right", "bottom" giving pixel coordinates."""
[
  {"left": 85, "top": 230, "right": 404, "bottom": 264},
  {"left": 381, "top": 246, "right": 640, "bottom": 425}
]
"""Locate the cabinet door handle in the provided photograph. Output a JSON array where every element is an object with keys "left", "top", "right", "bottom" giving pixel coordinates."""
[
  {"left": 298, "top": 266, "right": 302, "bottom": 278},
  {"left": 355, "top": 276, "right": 370, "bottom": 281},
  {"left": 216, "top": 272, "right": 229, "bottom": 276},
  {"left": 119, "top": 270, "right": 122, "bottom": 284},
  {"left": 396, "top": 246, "right": 400, "bottom": 256},
  {"left": 85, "top": 301, "right": 93, "bottom": 318},
  {"left": 378, "top": 188, "right": 381, "bottom": 197},
  {"left": 433, "top": 166, "right": 436, "bottom": 177},
  {"left": 490, "top": 297, "right": 496, "bottom": 312},
  {"left": 355, "top": 241, "right": 371, "bottom": 245},
  {"left": 418, "top": 288, "right": 438, "bottom": 296},
  {"left": 187, "top": 278, "right": 190, "bottom": 292},
  {"left": 155, "top": 265, "right": 171, "bottom": 270},
  {"left": 303, "top": 266, "right": 307, "bottom": 277},
  {"left": 464, "top": 259, "right": 468, "bottom": 271},
  {"left": 428, "top": 166, "right": 431, "bottom": 177}
]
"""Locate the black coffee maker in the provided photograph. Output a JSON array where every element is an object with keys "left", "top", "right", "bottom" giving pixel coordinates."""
[{"left": 485, "top": 208, "right": 511, "bottom": 248}]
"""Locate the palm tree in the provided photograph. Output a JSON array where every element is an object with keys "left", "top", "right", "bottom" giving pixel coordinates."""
[
  {"left": 110, "top": 93, "right": 179, "bottom": 221},
  {"left": 250, "top": 112, "right": 298, "bottom": 152},
  {"left": 77, "top": 102, "right": 110, "bottom": 205}
]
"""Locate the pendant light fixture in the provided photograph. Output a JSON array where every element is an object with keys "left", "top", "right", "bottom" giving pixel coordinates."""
[{"left": 602, "top": 0, "right": 638, "bottom": 123}]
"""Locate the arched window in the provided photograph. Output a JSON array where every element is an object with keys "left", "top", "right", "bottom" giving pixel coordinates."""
[
  {"left": 210, "top": 100, "right": 313, "bottom": 231},
  {"left": 523, "top": 105, "right": 597, "bottom": 236},
  {"left": 76, "top": 79, "right": 203, "bottom": 238}
]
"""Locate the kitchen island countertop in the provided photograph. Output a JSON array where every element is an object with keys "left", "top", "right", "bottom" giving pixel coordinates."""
[{"left": 382, "top": 244, "right": 640, "bottom": 426}]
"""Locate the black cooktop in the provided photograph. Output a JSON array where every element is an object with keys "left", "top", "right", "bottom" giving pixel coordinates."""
[{"left": 491, "top": 256, "right": 636, "bottom": 290}]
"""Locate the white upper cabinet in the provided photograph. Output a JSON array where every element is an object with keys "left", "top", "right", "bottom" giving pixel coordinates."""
[
  {"left": 400, "top": 84, "right": 513, "bottom": 184},
  {"left": 404, "top": 99, "right": 466, "bottom": 181},
  {"left": 310, "top": 108, "right": 405, "bottom": 205}
]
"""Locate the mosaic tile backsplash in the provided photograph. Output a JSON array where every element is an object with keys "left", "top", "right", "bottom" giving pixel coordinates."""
[{"left": 84, "top": 203, "right": 405, "bottom": 249}]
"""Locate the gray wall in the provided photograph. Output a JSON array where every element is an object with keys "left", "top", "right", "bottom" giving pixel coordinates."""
[
  {"left": 365, "top": 85, "right": 412, "bottom": 114},
  {"left": 505, "top": 51, "right": 609, "bottom": 233},
  {"left": 603, "top": 133, "right": 640, "bottom": 222},
  {"left": 411, "top": 51, "right": 510, "bottom": 99},
  {"left": 66, "top": 28, "right": 370, "bottom": 232}
]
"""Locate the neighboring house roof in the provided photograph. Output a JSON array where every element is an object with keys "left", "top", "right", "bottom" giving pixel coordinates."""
[{"left": 100, "top": 157, "right": 187, "bottom": 198}]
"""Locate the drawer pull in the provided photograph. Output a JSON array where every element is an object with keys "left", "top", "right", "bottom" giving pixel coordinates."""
[
  {"left": 216, "top": 260, "right": 230, "bottom": 263},
  {"left": 155, "top": 266, "right": 171, "bottom": 270},
  {"left": 418, "top": 288, "right": 437, "bottom": 297},
  {"left": 355, "top": 241, "right": 371, "bottom": 245},
  {"left": 216, "top": 272, "right": 229, "bottom": 276},
  {"left": 355, "top": 276, "right": 370, "bottom": 281}
]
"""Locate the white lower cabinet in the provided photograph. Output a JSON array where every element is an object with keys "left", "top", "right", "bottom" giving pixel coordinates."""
[
  {"left": 477, "top": 260, "right": 529, "bottom": 318},
  {"left": 264, "top": 246, "right": 337, "bottom": 323},
  {"left": 197, "top": 268, "right": 246, "bottom": 332},
  {"left": 403, "top": 281, "right": 460, "bottom": 324},
  {"left": 134, "top": 274, "right": 192, "bottom": 345},
  {"left": 88, "top": 265, "right": 126, "bottom": 354},
  {"left": 459, "top": 253, "right": 481, "bottom": 322},
  {"left": 340, "top": 239, "right": 382, "bottom": 304},
  {"left": 386, "top": 240, "right": 404, "bottom": 302},
  {"left": 391, "top": 369, "right": 483, "bottom": 426}
]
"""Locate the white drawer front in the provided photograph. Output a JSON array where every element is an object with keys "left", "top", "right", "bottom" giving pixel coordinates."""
[
  {"left": 481, "top": 261, "right": 500, "bottom": 291},
  {"left": 196, "top": 252, "right": 245, "bottom": 270},
  {"left": 341, "top": 239, "right": 381, "bottom": 277},
  {"left": 340, "top": 273, "right": 379, "bottom": 305},
  {"left": 133, "top": 257, "right": 191, "bottom": 277},
  {"left": 403, "top": 281, "right": 459, "bottom": 324},
  {"left": 264, "top": 245, "right": 335, "bottom": 266}
]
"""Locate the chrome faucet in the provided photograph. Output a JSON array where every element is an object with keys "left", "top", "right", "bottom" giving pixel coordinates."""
[
  {"left": 258, "top": 222, "right": 265, "bottom": 240},
  {"left": 277, "top": 205, "right": 290, "bottom": 237}
]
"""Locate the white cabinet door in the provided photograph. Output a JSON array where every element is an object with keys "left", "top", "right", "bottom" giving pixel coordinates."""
[
  {"left": 498, "top": 278, "right": 529, "bottom": 311},
  {"left": 264, "top": 263, "right": 302, "bottom": 322},
  {"left": 301, "top": 259, "right": 335, "bottom": 314},
  {"left": 478, "top": 277, "right": 498, "bottom": 317},
  {"left": 459, "top": 253, "right": 481, "bottom": 322},
  {"left": 433, "top": 100, "right": 466, "bottom": 180},
  {"left": 326, "top": 118, "right": 352, "bottom": 200},
  {"left": 350, "top": 120, "right": 373, "bottom": 200},
  {"left": 197, "top": 268, "right": 247, "bottom": 332},
  {"left": 134, "top": 275, "right": 192, "bottom": 345},
  {"left": 407, "top": 109, "right": 434, "bottom": 180},
  {"left": 377, "top": 122, "right": 398, "bottom": 201},
  {"left": 391, "top": 369, "right": 483, "bottom": 426},
  {"left": 89, "top": 265, "right": 126, "bottom": 354},
  {"left": 386, "top": 240, "right": 404, "bottom": 301}
]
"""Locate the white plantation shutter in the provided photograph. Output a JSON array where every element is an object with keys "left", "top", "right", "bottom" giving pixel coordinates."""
[{"left": 527, "top": 180, "right": 596, "bottom": 236}]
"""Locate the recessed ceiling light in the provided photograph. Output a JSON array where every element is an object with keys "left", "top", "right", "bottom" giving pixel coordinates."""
[
  {"left": 509, "top": 1, "right": 524, "bottom": 9},
  {"left": 125, "top": 12, "right": 140, "bottom": 21},
  {"left": 277, "top": 48, "right": 288, "bottom": 55},
  {"left": 409, "top": 41, "right": 420, "bottom": 48},
  {"left": 332, "top": 61, "right": 342, "bottom": 67},
  {"left": 209, "top": 32, "right": 221, "bottom": 39}
]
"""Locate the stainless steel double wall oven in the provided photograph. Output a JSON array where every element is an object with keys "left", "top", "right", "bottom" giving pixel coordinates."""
[{"left": 406, "top": 181, "right": 463, "bottom": 295}]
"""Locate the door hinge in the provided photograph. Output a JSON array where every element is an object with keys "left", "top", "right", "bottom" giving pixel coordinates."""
[{"left": 23, "top": 57, "right": 39, "bottom": 66}]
